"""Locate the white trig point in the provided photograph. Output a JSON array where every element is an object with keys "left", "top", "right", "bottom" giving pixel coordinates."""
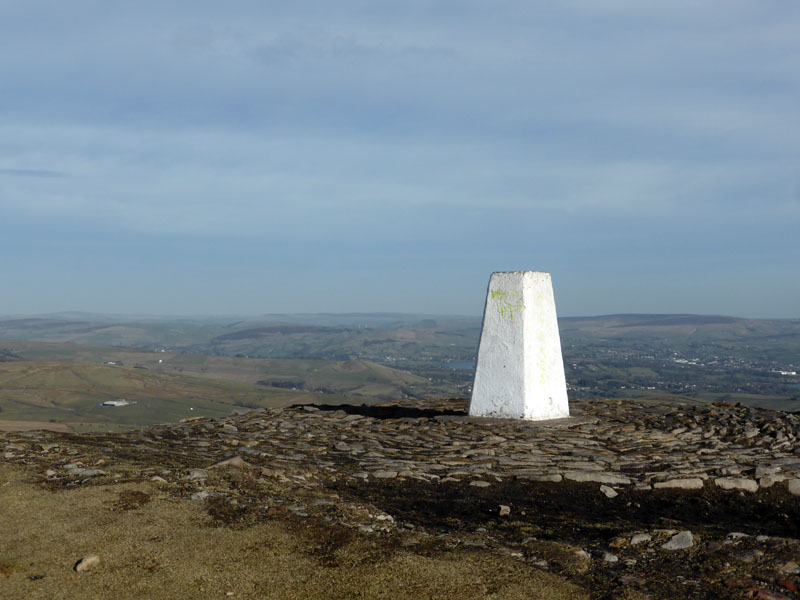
[{"left": 469, "top": 271, "right": 570, "bottom": 420}]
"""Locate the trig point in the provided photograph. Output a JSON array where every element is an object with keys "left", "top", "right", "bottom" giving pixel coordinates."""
[{"left": 469, "top": 271, "right": 570, "bottom": 420}]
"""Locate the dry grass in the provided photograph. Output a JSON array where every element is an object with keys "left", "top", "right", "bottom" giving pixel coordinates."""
[
  {"left": 0, "top": 421, "right": 73, "bottom": 433},
  {"left": 0, "top": 465, "right": 586, "bottom": 600}
]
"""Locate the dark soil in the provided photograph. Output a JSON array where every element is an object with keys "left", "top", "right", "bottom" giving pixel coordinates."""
[
  {"left": 340, "top": 479, "right": 800, "bottom": 541},
  {"left": 332, "top": 478, "right": 800, "bottom": 600}
]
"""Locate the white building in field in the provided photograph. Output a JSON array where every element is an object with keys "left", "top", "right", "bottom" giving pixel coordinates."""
[{"left": 101, "top": 399, "right": 136, "bottom": 407}]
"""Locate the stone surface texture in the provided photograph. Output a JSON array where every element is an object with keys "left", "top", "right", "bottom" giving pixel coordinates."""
[
  {"left": 4, "top": 397, "right": 798, "bottom": 502},
  {"left": 470, "top": 271, "right": 569, "bottom": 420}
]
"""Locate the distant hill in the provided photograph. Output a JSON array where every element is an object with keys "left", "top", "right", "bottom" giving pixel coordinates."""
[
  {"left": 1, "top": 313, "right": 798, "bottom": 425},
  {"left": 559, "top": 314, "right": 800, "bottom": 364},
  {"left": 563, "top": 314, "right": 742, "bottom": 327},
  {"left": 2, "top": 312, "right": 798, "bottom": 361},
  {"left": 0, "top": 315, "right": 482, "bottom": 364}
]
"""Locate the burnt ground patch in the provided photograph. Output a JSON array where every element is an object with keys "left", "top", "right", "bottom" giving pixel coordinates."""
[
  {"left": 335, "top": 479, "right": 800, "bottom": 541},
  {"left": 332, "top": 478, "right": 800, "bottom": 600}
]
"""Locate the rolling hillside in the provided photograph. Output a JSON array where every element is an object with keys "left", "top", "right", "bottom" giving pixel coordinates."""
[
  {"left": 0, "top": 361, "right": 316, "bottom": 432},
  {"left": 0, "top": 341, "right": 456, "bottom": 432}
]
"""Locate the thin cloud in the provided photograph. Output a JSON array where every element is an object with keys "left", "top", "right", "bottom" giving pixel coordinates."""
[{"left": 0, "top": 1, "right": 798, "bottom": 317}]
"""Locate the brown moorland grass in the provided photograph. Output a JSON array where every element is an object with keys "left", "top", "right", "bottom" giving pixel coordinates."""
[
  {"left": 0, "top": 465, "right": 586, "bottom": 600},
  {"left": 0, "top": 421, "right": 73, "bottom": 433}
]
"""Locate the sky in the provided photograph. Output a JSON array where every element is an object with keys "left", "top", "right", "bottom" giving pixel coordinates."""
[{"left": 1, "top": 1, "right": 798, "bottom": 318}]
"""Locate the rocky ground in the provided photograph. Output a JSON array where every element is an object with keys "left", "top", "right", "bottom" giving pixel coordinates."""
[{"left": 2, "top": 397, "right": 800, "bottom": 599}]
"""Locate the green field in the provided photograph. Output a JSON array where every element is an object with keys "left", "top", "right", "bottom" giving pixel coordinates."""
[
  {"left": 0, "top": 361, "right": 324, "bottom": 431},
  {"left": 0, "top": 339, "right": 459, "bottom": 431}
]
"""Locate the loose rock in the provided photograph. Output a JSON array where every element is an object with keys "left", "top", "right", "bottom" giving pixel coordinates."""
[
  {"left": 210, "top": 455, "right": 250, "bottom": 470},
  {"left": 563, "top": 471, "right": 631, "bottom": 486},
  {"left": 654, "top": 478, "right": 704, "bottom": 490},
  {"left": 662, "top": 531, "right": 694, "bottom": 550},
  {"left": 780, "top": 561, "right": 800, "bottom": 575},
  {"left": 603, "top": 552, "right": 619, "bottom": 563},
  {"left": 73, "top": 554, "right": 101, "bottom": 572},
  {"left": 714, "top": 477, "right": 758, "bottom": 493},
  {"left": 470, "top": 480, "right": 491, "bottom": 487},
  {"left": 600, "top": 485, "right": 618, "bottom": 498},
  {"left": 186, "top": 469, "right": 208, "bottom": 481}
]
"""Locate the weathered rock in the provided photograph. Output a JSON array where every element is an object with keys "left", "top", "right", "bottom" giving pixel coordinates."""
[
  {"left": 77, "top": 468, "right": 106, "bottom": 478},
  {"left": 759, "top": 474, "right": 787, "bottom": 488},
  {"left": 518, "top": 473, "right": 562, "bottom": 483},
  {"left": 755, "top": 466, "right": 782, "bottom": 478},
  {"left": 787, "top": 479, "right": 800, "bottom": 496},
  {"left": 186, "top": 469, "right": 208, "bottom": 481},
  {"left": 600, "top": 485, "right": 618, "bottom": 498},
  {"left": 714, "top": 477, "right": 758, "bottom": 493},
  {"left": 602, "top": 552, "right": 618, "bottom": 563},
  {"left": 563, "top": 471, "right": 630, "bottom": 485},
  {"left": 73, "top": 554, "right": 101, "bottom": 572},
  {"left": 631, "top": 533, "right": 652, "bottom": 546},
  {"left": 662, "top": 531, "right": 694, "bottom": 550},
  {"left": 779, "top": 561, "right": 800, "bottom": 575},
  {"left": 210, "top": 455, "right": 250, "bottom": 470},
  {"left": 654, "top": 478, "right": 704, "bottom": 490}
]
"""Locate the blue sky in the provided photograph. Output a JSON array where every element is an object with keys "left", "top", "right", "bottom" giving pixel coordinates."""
[{"left": 1, "top": 1, "right": 798, "bottom": 317}]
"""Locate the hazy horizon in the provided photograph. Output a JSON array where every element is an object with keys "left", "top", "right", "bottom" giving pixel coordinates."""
[
  {"left": 2, "top": 2, "right": 798, "bottom": 318},
  {"left": 1, "top": 309, "right": 798, "bottom": 322}
]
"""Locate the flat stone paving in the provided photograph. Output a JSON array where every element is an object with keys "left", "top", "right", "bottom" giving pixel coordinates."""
[{"left": 3, "top": 397, "right": 800, "bottom": 493}]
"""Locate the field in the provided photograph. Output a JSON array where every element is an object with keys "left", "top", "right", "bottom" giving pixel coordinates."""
[
  {"left": 1, "top": 340, "right": 441, "bottom": 393},
  {"left": 0, "top": 344, "right": 454, "bottom": 431},
  {"left": 0, "top": 361, "right": 307, "bottom": 431}
]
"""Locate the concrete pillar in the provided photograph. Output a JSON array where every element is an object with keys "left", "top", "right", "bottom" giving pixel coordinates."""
[{"left": 469, "top": 271, "right": 570, "bottom": 420}]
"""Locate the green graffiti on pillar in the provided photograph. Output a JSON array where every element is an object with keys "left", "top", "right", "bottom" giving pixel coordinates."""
[{"left": 491, "top": 289, "right": 524, "bottom": 320}]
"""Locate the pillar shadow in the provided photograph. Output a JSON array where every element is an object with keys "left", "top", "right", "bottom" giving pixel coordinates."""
[{"left": 300, "top": 403, "right": 467, "bottom": 420}]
